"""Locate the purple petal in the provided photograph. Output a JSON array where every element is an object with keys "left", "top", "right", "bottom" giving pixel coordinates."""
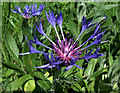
[
  {"left": 75, "top": 16, "right": 95, "bottom": 46},
  {"left": 86, "top": 49, "right": 94, "bottom": 56},
  {"left": 45, "top": 11, "right": 56, "bottom": 28},
  {"left": 50, "top": 52, "right": 55, "bottom": 62},
  {"left": 24, "top": 5, "right": 30, "bottom": 14},
  {"left": 11, "top": 6, "right": 22, "bottom": 14},
  {"left": 82, "top": 16, "right": 86, "bottom": 26},
  {"left": 36, "top": 21, "right": 45, "bottom": 35},
  {"left": 76, "top": 23, "right": 104, "bottom": 51},
  {"left": 57, "top": 65, "right": 61, "bottom": 70},
  {"left": 43, "top": 50, "right": 50, "bottom": 62},
  {"left": 42, "top": 65, "right": 56, "bottom": 69},
  {"left": 25, "top": 36, "right": 43, "bottom": 54},
  {"left": 31, "top": 11, "right": 41, "bottom": 16},
  {"left": 74, "top": 64, "right": 83, "bottom": 69},
  {"left": 84, "top": 47, "right": 106, "bottom": 59},
  {"left": 85, "top": 53, "right": 101, "bottom": 59},
  {"left": 11, "top": 9, "right": 19, "bottom": 13},
  {"left": 104, "top": 15, "right": 107, "bottom": 21},
  {"left": 64, "top": 65, "right": 73, "bottom": 71},
  {"left": 52, "top": 61, "right": 62, "bottom": 65},
  {"left": 85, "top": 59, "right": 92, "bottom": 64},
  {"left": 94, "top": 23, "right": 101, "bottom": 36},
  {"left": 33, "top": 3, "right": 37, "bottom": 10},
  {"left": 38, "top": 4, "right": 45, "bottom": 11},
  {"left": 93, "top": 34, "right": 103, "bottom": 45},
  {"left": 56, "top": 11, "right": 63, "bottom": 29},
  {"left": 15, "top": 6, "right": 22, "bottom": 14},
  {"left": 29, "top": 44, "right": 43, "bottom": 54},
  {"left": 34, "top": 63, "right": 50, "bottom": 68},
  {"left": 30, "top": 36, "right": 52, "bottom": 50},
  {"left": 70, "top": 56, "right": 76, "bottom": 65},
  {"left": 87, "top": 23, "right": 96, "bottom": 29}
]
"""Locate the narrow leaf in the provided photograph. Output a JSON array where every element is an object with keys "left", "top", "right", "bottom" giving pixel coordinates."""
[
  {"left": 2, "top": 62, "right": 25, "bottom": 75},
  {"left": 6, "top": 74, "right": 33, "bottom": 91}
]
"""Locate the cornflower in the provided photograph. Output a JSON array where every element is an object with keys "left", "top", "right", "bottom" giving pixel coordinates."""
[
  {"left": 11, "top": 3, "right": 45, "bottom": 19},
  {"left": 20, "top": 11, "right": 106, "bottom": 71}
]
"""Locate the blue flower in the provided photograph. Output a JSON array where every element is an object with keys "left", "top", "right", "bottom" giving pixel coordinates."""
[
  {"left": 20, "top": 12, "right": 107, "bottom": 71},
  {"left": 45, "top": 11, "right": 56, "bottom": 29},
  {"left": 11, "top": 4, "right": 45, "bottom": 19}
]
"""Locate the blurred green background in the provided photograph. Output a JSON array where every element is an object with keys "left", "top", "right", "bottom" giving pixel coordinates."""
[{"left": 1, "top": 2, "right": 120, "bottom": 93}]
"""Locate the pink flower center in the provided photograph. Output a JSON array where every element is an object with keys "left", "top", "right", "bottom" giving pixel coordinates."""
[
  {"left": 22, "top": 14, "right": 31, "bottom": 19},
  {"left": 52, "top": 39, "right": 81, "bottom": 65}
]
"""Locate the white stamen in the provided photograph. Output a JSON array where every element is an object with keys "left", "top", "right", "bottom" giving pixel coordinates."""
[
  {"left": 19, "top": 52, "right": 30, "bottom": 55},
  {"left": 60, "top": 28, "right": 65, "bottom": 41},
  {"left": 45, "top": 35, "right": 57, "bottom": 46},
  {"left": 23, "top": 52, "right": 30, "bottom": 54},
  {"left": 55, "top": 27, "right": 61, "bottom": 43}
]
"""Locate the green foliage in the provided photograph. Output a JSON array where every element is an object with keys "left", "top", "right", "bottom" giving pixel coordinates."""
[
  {"left": 24, "top": 80, "right": 36, "bottom": 92},
  {"left": 1, "top": 2, "right": 120, "bottom": 93},
  {"left": 6, "top": 74, "right": 33, "bottom": 91}
]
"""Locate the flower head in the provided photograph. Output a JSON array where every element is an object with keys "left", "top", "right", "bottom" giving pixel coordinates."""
[
  {"left": 20, "top": 12, "right": 106, "bottom": 71},
  {"left": 11, "top": 4, "right": 45, "bottom": 19}
]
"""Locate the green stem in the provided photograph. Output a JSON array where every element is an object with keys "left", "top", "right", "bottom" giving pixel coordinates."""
[
  {"left": 52, "top": 67, "right": 61, "bottom": 93},
  {"left": 22, "top": 19, "right": 33, "bottom": 41}
]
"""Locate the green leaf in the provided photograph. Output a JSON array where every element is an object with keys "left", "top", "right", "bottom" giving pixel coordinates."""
[
  {"left": 2, "top": 62, "right": 25, "bottom": 75},
  {"left": 86, "top": 2, "right": 101, "bottom": 6},
  {"left": 68, "top": 11, "right": 78, "bottom": 38},
  {"left": 8, "top": 18, "right": 20, "bottom": 30},
  {"left": 87, "top": 4, "right": 118, "bottom": 19},
  {"left": 47, "top": 76, "right": 53, "bottom": 84},
  {"left": 22, "top": 42, "right": 36, "bottom": 75},
  {"left": 108, "top": 57, "right": 117, "bottom": 77},
  {"left": 44, "top": 72, "right": 50, "bottom": 77},
  {"left": 98, "top": 82, "right": 112, "bottom": 92},
  {"left": 41, "top": 25, "right": 52, "bottom": 40},
  {"left": 102, "top": 4, "right": 118, "bottom": 10},
  {"left": 84, "top": 59, "right": 97, "bottom": 76},
  {"left": 92, "top": 17, "right": 106, "bottom": 24},
  {"left": 88, "top": 67, "right": 107, "bottom": 79},
  {"left": 36, "top": 80, "right": 51, "bottom": 92},
  {"left": 112, "top": 64, "right": 119, "bottom": 77},
  {"left": 87, "top": 9, "right": 104, "bottom": 19},
  {"left": 0, "top": 45, "right": 7, "bottom": 62},
  {"left": 108, "top": 45, "right": 113, "bottom": 68},
  {"left": 22, "top": 19, "right": 33, "bottom": 40},
  {"left": 6, "top": 74, "right": 33, "bottom": 91},
  {"left": 3, "top": 69, "right": 15, "bottom": 78},
  {"left": 75, "top": 59, "right": 84, "bottom": 78},
  {"left": 62, "top": 66, "right": 74, "bottom": 78},
  {"left": 88, "top": 80, "right": 95, "bottom": 91},
  {"left": 83, "top": 80, "right": 90, "bottom": 91},
  {"left": 34, "top": 72, "right": 51, "bottom": 91},
  {"left": 44, "top": 72, "right": 53, "bottom": 84},
  {"left": 24, "top": 80, "right": 36, "bottom": 92},
  {"left": 77, "top": 3, "right": 86, "bottom": 24},
  {"left": 116, "top": 8, "right": 120, "bottom": 24},
  {"left": 4, "top": 30, "right": 19, "bottom": 56},
  {"left": 71, "top": 83, "right": 82, "bottom": 92},
  {"left": 4, "top": 29, "right": 23, "bottom": 69}
]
